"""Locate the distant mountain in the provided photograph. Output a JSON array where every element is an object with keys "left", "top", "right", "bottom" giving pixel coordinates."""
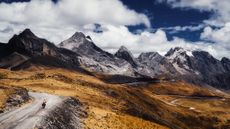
[
  {"left": 59, "top": 32, "right": 136, "bottom": 76},
  {"left": 165, "top": 47, "right": 230, "bottom": 88},
  {"left": 115, "top": 46, "right": 139, "bottom": 68},
  {"left": 0, "top": 29, "right": 229, "bottom": 89},
  {"left": 0, "top": 29, "right": 84, "bottom": 72},
  {"left": 221, "top": 57, "right": 230, "bottom": 72},
  {"left": 6, "top": 29, "right": 59, "bottom": 57},
  {"left": 138, "top": 52, "right": 178, "bottom": 77}
]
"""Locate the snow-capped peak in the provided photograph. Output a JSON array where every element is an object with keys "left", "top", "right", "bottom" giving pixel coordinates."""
[
  {"left": 165, "top": 47, "right": 195, "bottom": 74},
  {"left": 165, "top": 47, "right": 194, "bottom": 60}
]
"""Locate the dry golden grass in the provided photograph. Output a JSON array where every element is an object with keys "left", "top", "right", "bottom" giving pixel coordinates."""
[
  {"left": 0, "top": 86, "right": 15, "bottom": 109},
  {"left": 0, "top": 68, "right": 171, "bottom": 128},
  {"left": 85, "top": 107, "right": 168, "bottom": 129},
  {"left": 0, "top": 67, "right": 229, "bottom": 129},
  {"left": 143, "top": 81, "right": 224, "bottom": 97}
]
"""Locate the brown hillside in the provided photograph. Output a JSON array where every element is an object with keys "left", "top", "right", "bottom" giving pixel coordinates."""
[{"left": 0, "top": 67, "right": 229, "bottom": 129}]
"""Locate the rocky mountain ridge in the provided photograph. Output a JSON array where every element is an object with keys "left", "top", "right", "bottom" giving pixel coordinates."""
[{"left": 0, "top": 29, "right": 229, "bottom": 89}]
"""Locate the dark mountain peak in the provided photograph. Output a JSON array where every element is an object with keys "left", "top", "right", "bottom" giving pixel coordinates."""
[
  {"left": 118, "top": 45, "right": 129, "bottom": 51},
  {"left": 221, "top": 57, "right": 230, "bottom": 62},
  {"left": 115, "top": 46, "right": 133, "bottom": 58},
  {"left": 5, "top": 28, "right": 57, "bottom": 57},
  {"left": 19, "top": 28, "right": 37, "bottom": 38},
  {"left": 192, "top": 50, "right": 216, "bottom": 61},
  {"left": 115, "top": 46, "right": 134, "bottom": 58},
  {"left": 72, "top": 32, "right": 85, "bottom": 39},
  {"left": 115, "top": 46, "right": 138, "bottom": 67}
]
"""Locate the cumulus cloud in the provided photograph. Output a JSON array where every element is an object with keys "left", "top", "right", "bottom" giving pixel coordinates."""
[
  {"left": 156, "top": 0, "right": 230, "bottom": 58},
  {"left": 201, "top": 22, "right": 230, "bottom": 50},
  {"left": 157, "top": 0, "right": 230, "bottom": 26},
  {"left": 0, "top": 0, "right": 150, "bottom": 43},
  {"left": 0, "top": 0, "right": 229, "bottom": 59},
  {"left": 0, "top": 0, "right": 150, "bottom": 27},
  {"left": 84, "top": 24, "right": 229, "bottom": 59}
]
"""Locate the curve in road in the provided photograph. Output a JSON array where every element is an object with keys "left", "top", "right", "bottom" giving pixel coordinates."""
[{"left": 0, "top": 92, "right": 64, "bottom": 129}]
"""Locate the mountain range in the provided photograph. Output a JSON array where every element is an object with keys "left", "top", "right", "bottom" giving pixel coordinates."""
[{"left": 0, "top": 29, "right": 229, "bottom": 89}]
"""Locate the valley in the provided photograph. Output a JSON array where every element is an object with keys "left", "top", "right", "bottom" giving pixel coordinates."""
[{"left": 0, "top": 67, "right": 229, "bottom": 129}]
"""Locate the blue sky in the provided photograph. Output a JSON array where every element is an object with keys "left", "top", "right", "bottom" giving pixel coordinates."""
[
  {"left": 0, "top": 0, "right": 229, "bottom": 59},
  {"left": 121, "top": 0, "right": 213, "bottom": 41}
]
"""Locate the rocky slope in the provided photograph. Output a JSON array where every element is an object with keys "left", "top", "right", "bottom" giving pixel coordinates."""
[
  {"left": 0, "top": 29, "right": 87, "bottom": 72},
  {"left": 137, "top": 52, "right": 178, "bottom": 78},
  {"left": 115, "top": 46, "right": 139, "bottom": 68},
  {"left": 59, "top": 32, "right": 136, "bottom": 76},
  {"left": 165, "top": 47, "right": 230, "bottom": 88}
]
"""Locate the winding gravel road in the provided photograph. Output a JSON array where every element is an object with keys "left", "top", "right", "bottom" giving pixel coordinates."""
[{"left": 0, "top": 92, "right": 64, "bottom": 129}]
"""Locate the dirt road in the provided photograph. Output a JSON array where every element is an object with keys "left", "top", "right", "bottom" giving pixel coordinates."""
[{"left": 0, "top": 92, "right": 64, "bottom": 129}]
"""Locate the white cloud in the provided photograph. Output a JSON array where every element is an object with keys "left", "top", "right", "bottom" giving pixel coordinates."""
[
  {"left": 201, "top": 22, "right": 230, "bottom": 50},
  {"left": 85, "top": 24, "right": 229, "bottom": 59},
  {"left": 0, "top": 0, "right": 150, "bottom": 27},
  {"left": 0, "top": 0, "right": 229, "bottom": 59},
  {"left": 157, "top": 0, "right": 230, "bottom": 26},
  {"left": 161, "top": 24, "right": 205, "bottom": 34},
  {"left": 155, "top": 0, "right": 230, "bottom": 58},
  {"left": 0, "top": 0, "right": 150, "bottom": 43}
]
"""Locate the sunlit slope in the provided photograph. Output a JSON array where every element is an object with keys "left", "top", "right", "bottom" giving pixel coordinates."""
[{"left": 0, "top": 67, "right": 229, "bottom": 129}]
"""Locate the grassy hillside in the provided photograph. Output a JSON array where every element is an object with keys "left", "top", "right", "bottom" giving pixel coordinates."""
[
  {"left": 0, "top": 67, "right": 229, "bottom": 129},
  {"left": 0, "top": 86, "right": 15, "bottom": 110}
]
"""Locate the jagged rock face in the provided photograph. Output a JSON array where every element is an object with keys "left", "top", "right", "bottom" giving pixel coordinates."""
[
  {"left": 0, "top": 29, "right": 82, "bottom": 71},
  {"left": 165, "top": 47, "right": 230, "bottom": 88},
  {"left": 165, "top": 47, "right": 196, "bottom": 74},
  {"left": 115, "top": 46, "right": 138, "bottom": 67},
  {"left": 59, "top": 32, "right": 86, "bottom": 50},
  {"left": 0, "top": 52, "right": 29, "bottom": 69},
  {"left": 192, "top": 51, "right": 228, "bottom": 88},
  {"left": 7, "top": 29, "right": 58, "bottom": 57},
  {"left": 192, "top": 51, "right": 226, "bottom": 74},
  {"left": 138, "top": 52, "right": 177, "bottom": 77},
  {"left": 59, "top": 32, "right": 135, "bottom": 76},
  {"left": 60, "top": 32, "right": 115, "bottom": 63},
  {"left": 221, "top": 57, "right": 230, "bottom": 72}
]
